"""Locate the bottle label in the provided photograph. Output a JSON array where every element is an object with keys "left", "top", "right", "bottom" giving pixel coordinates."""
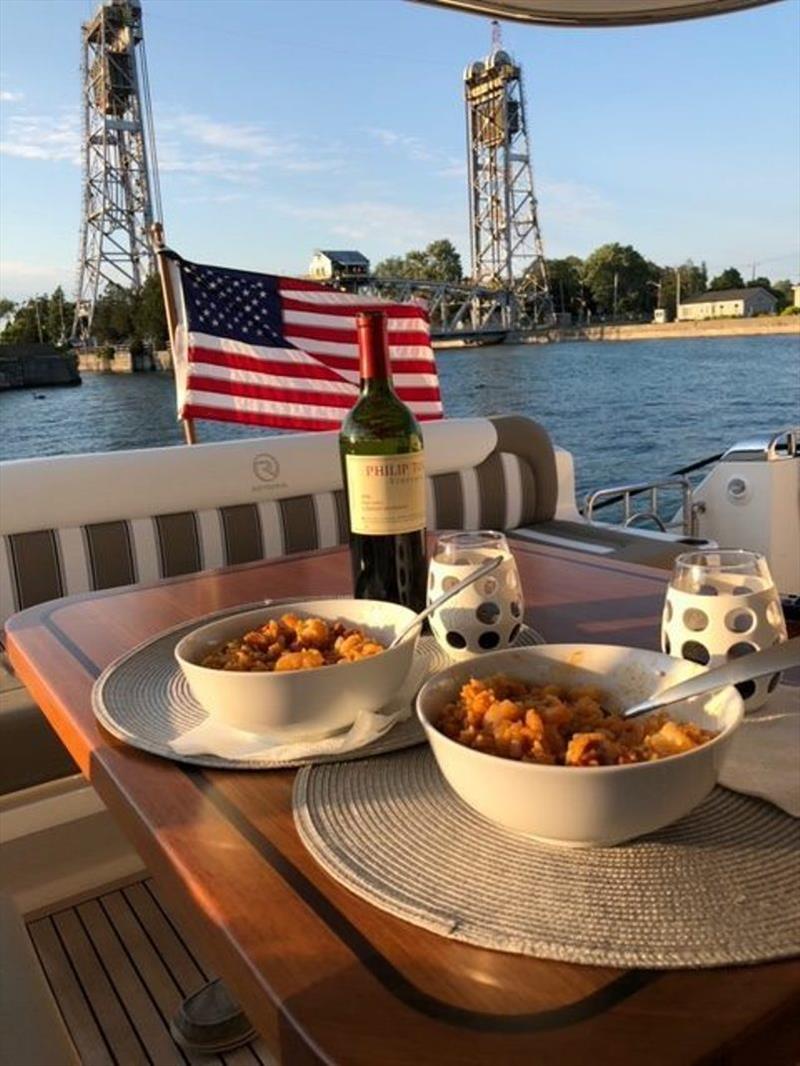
[{"left": 345, "top": 451, "right": 426, "bottom": 535}]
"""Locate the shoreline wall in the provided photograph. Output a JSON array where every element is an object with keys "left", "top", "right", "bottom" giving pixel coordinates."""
[{"left": 531, "top": 315, "right": 800, "bottom": 345}]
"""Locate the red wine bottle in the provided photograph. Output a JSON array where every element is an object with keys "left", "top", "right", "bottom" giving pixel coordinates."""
[{"left": 339, "top": 311, "right": 427, "bottom": 611}]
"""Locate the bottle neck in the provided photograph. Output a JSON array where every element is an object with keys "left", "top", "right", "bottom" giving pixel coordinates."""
[{"left": 357, "top": 312, "right": 393, "bottom": 393}]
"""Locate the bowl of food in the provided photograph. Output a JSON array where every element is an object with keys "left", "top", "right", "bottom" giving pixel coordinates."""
[
  {"left": 416, "top": 644, "right": 744, "bottom": 847},
  {"left": 176, "top": 598, "right": 419, "bottom": 737}
]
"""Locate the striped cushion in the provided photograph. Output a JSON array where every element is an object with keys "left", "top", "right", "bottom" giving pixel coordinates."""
[{"left": 0, "top": 453, "right": 536, "bottom": 627}]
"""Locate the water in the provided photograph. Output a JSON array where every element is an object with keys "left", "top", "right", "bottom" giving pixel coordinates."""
[{"left": 1, "top": 335, "right": 797, "bottom": 499}]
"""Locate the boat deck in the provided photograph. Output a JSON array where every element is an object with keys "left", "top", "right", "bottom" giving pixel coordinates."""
[{"left": 26, "top": 877, "right": 275, "bottom": 1066}]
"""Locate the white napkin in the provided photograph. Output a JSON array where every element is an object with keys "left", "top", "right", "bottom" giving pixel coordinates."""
[
  {"left": 168, "top": 684, "right": 414, "bottom": 764},
  {"left": 720, "top": 684, "right": 800, "bottom": 817}
]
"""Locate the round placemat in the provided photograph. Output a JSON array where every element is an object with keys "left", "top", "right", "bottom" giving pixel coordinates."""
[
  {"left": 92, "top": 601, "right": 542, "bottom": 770},
  {"left": 294, "top": 746, "right": 800, "bottom": 968}
]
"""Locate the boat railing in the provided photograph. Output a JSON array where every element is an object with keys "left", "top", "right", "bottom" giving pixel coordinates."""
[
  {"left": 721, "top": 426, "right": 799, "bottom": 463},
  {"left": 584, "top": 476, "right": 696, "bottom": 536}
]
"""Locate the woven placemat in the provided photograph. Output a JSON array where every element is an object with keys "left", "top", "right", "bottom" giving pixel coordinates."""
[
  {"left": 92, "top": 601, "right": 542, "bottom": 770},
  {"left": 294, "top": 746, "right": 800, "bottom": 968}
]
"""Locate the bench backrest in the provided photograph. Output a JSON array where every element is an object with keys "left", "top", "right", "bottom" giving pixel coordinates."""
[{"left": 0, "top": 415, "right": 558, "bottom": 628}]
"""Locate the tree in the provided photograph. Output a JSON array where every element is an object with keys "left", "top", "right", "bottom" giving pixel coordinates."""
[
  {"left": 658, "top": 260, "right": 708, "bottom": 318},
  {"left": 0, "top": 298, "right": 15, "bottom": 319},
  {"left": 581, "top": 243, "right": 653, "bottom": 317},
  {"left": 91, "top": 285, "right": 137, "bottom": 343},
  {"left": 375, "top": 239, "right": 462, "bottom": 282},
  {"left": 0, "top": 289, "right": 74, "bottom": 346},
  {"left": 544, "top": 257, "right": 583, "bottom": 315},
  {"left": 771, "top": 279, "right": 793, "bottom": 312},
  {"left": 135, "top": 273, "right": 169, "bottom": 348},
  {"left": 708, "top": 267, "right": 744, "bottom": 291}
]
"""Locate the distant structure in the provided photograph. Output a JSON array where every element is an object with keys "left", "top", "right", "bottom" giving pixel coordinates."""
[
  {"left": 73, "top": 0, "right": 161, "bottom": 341},
  {"left": 309, "top": 250, "right": 370, "bottom": 289},
  {"left": 463, "top": 23, "right": 551, "bottom": 327},
  {"left": 677, "top": 287, "right": 776, "bottom": 321}
]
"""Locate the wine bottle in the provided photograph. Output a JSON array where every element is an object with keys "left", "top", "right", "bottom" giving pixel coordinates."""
[{"left": 339, "top": 311, "right": 427, "bottom": 611}]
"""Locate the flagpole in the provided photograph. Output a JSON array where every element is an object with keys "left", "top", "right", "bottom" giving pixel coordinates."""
[{"left": 150, "top": 222, "right": 197, "bottom": 445}]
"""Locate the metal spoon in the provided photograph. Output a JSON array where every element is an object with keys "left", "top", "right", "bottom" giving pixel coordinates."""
[
  {"left": 621, "top": 636, "right": 800, "bottom": 719},
  {"left": 389, "top": 555, "right": 504, "bottom": 649}
]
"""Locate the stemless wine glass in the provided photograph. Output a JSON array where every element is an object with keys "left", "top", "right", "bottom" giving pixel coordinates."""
[
  {"left": 428, "top": 531, "right": 524, "bottom": 660},
  {"left": 661, "top": 549, "right": 787, "bottom": 712}
]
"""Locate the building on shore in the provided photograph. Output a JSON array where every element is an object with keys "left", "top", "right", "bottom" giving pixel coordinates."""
[
  {"left": 677, "top": 286, "right": 777, "bottom": 321},
  {"left": 792, "top": 284, "right": 800, "bottom": 309},
  {"left": 308, "top": 250, "right": 370, "bottom": 288}
]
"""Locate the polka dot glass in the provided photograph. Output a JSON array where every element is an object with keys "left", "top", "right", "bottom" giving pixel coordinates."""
[
  {"left": 428, "top": 531, "right": 524, "bottom": 661},
  {"left": 662, "top": 550, "right": 787, "bottom": 712}
]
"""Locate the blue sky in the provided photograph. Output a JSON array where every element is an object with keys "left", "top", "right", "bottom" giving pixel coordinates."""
[{"left": 1, "top": 0, "right": 798, "bottom": 300}]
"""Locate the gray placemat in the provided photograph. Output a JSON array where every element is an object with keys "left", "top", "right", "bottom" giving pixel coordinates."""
[
  {"left": 91, "top": 601, "right": 542, "bottom": 770},
  {"left": 294, "top": 746, "right": 800, "bottom": 968}
]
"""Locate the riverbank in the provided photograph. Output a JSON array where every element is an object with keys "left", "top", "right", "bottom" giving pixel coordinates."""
[
  {"left": 0, "top": 344, "right": 81, "bottom": 389},
  {"left": 433, "top": 313, "right": 800, "bottom": 349},
  {"left": 544, "top": 314, "right": 800, "bottom": 344}
]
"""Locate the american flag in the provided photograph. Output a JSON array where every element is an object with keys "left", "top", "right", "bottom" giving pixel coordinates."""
[{"left": 164, "top": 252, "right": 444, "bottom": 432}]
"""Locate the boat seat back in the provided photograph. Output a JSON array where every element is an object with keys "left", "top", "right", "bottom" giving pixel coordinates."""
[{"left": 0, "top": 415, "right": 559, "bottom": 629}]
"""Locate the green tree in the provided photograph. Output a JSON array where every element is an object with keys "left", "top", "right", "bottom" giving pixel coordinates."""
[
  {"left": 708, "top": 267, "right": 744, "bottom": 291},
  {"left": 581, "top": 243, "right": 653, "bottom": 317},
  {"left": 0, "top": 298, "right": 15, "bottom": 319},
  {"left": 1, "top": 296, "right": 46, "bottom": 344},
  {"left": 91, "top": 285, "right": 137, "bottom": 343},
  {"left": 375, "top": 239, "right": 462, "bottom": 282},
  {"left": 771, "top": 279, "right": 793, "bottom": 312},
  {"left": 135, "top": 273, "right": 169, "bottom": 348},
  {"left": 658, "top": 260, "right": 708, "bottom": 318},
  {"left": 544, "top": 257, "right": 583, "bottom": 315}
]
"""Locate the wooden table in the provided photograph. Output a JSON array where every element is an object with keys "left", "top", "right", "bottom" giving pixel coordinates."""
[{"left": 7, "top": 541, "right": 800, "bottom": 1066}]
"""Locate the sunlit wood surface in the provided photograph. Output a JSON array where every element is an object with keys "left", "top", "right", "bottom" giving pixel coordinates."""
[{"left": 8, "top": 541, "right": 800, "bottom": 1065}]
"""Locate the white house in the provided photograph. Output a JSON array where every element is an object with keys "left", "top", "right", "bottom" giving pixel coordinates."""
[
  {"left": 792, "top": 283, "right": 800, "bottom": 309},
  {"left": 677, "top": 286, "right": 777, "bottom": 321},
  {"left": 308, "top": 250, "right": 370, "bottom": 285}
]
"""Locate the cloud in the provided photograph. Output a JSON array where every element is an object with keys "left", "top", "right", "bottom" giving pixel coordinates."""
[
  {"left": 277, "top": 198, "right": 462, "bottom": 247},
  {"left": 0, "top": 259, "right": 72, "bottom": 299},
  {"left": 159, "top": 109, "right": 344, "bottom": 177},
  {"left": 366, "top": 127, "right": 436, "bottom": 163},
  {"left": 537, "top": 179, "right": 615, "bottom": 226},
  {"left": 366, "top": 126, "right": 465, "bottom": 175},
  {"left": 0, "top": 110, "right": 80, "bottom": 164},
  {"left": 0, "top": 90, "right": 24, "bottom": 103}
]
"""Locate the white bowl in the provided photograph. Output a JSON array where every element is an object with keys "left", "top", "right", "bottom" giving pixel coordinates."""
[
  {"left": 416, "top": 644, "right": 744, "bottom": 847},
  {"left": 176, "top": 599, "right": 419, "bottom": 737}
]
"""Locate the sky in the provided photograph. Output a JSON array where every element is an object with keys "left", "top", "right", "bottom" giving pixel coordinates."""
[{"left": 0, "top": 0, "right": 799, "bottom": 301}]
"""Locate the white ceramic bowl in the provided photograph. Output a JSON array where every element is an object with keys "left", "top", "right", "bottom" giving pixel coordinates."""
[
  {"left": 176, "top": 599, "right": 419, "bottom": 737},
  {"left": 416, "top": 643, "right": 744, "bottom": 847}
]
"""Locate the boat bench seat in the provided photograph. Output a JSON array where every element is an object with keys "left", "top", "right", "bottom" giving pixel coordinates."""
[
  {"left": 0, "top": 892, "right": 79, "bottom": 1065},
  {"left": 0, "top": 414, "right": 694, "bottom": 794}
]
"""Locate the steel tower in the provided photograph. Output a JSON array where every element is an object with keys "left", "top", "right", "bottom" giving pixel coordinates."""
[
  {"left": 73, "top": 0, "right": 161, "bottom": 341},
  {"left": 463, "top": 27, "right": 551, "bottom": 327}
]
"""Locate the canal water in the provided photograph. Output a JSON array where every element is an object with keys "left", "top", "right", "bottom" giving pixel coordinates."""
[{"left": 1, "top": 335, "right": 797, "bottom": 498}]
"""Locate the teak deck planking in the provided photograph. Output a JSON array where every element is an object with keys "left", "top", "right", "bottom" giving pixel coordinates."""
[
  {"left": 28, "top": 877, "right": 274, "bottom": 1066},
  {"left": 7, "top": 540, "right": 800, "bottom": 1065}
]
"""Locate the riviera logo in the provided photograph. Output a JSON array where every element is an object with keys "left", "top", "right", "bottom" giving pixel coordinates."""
[{"left": 253, "top": 453, "right": 280, "bottom": 483}]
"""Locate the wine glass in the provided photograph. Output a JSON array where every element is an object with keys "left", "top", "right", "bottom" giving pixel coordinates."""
[
  {"left": 662, "top": 549, "right": 787, "bottom": 712},
  {"left": 427, "top": 531, "right": 524, "bottom": 660}
]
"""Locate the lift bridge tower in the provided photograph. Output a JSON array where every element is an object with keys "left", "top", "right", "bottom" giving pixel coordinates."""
[
  {"left": 73, "top": 0, "right": 161, "bottom": 341},
  {"left": 464, "top": 25, "right": 551, "bottom": 328}
]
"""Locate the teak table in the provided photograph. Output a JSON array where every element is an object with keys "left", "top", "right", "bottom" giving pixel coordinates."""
[{"left": 7, "top": 540, "right": 800, "bottom": 1065}]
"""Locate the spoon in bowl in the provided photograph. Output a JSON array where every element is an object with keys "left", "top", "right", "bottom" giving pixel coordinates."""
[
  {"left": 389, "top": 555, "right": 504, "bottom": 649},
  {"left": 621, "top": 636, "right": 800, "bottom": 720}
]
